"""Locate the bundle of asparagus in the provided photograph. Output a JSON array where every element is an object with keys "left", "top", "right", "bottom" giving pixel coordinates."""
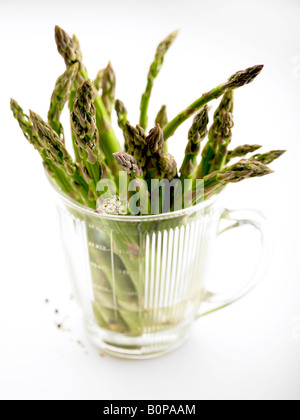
[
  {"left": 11, "top": 27, "right": 285, "bottom": 338},
  {"left": 11, "top": 26, "right": 284, "bottom": 213}
]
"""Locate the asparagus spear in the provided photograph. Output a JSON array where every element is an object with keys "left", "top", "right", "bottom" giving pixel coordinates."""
[
  {"left": 101, "top": 62, "right": 116, "bottom": 116},
  {"left": 250, "top": 150, "right": 286, "bottom": 165},
  {"left": 10, "top": 99, "right": 92, "bottom": 203},
  {"left": 124, "top": 122, "right": 148, "bottom": 167},
  {"left": 113, "top": 152, "right": 143, "bottom": 178},
  {"left": 207, "top": 90, "right": 234, "bottom": 146},
  {"left": 29, "top": 109, "right": 96, "bottom": 205},
  {"left": 115, "top": 99, "right": 129, "bottom": 152},
  {"left": 155, "top": 105, "right": 168, "bottom": 128},
  {"left": 200, "top": 159, "right": 274, "bottom": 201},
  {"left": 113, "top": 152, "right": 150, "bottom": 214},
  {"left": 71, "top": 81, "right": 104, "bottom": 193},
  {"left": 93, "top": 62, "right": 116, "bottom": 116},
  {"left": 124, "top": 122, "right": 173, "bottom": 181},
  {"left": 163, "top": 65, "right": 264, "bottom": 140},
  {"left": 226, "top": 144, "right": 262, "bottom": 163},
  {"left": 115, "top": 99, "right": 128, "bottom": 132},
  {"left": 196, "top": 91, "right": 234, "bottom": 178},
  {"left": 150, "top": 152, "right": 178, "bottom": 214},
  {"left": 94, "top": 68, "right": 104, "bottom": 91},
  {"left": 180, "top": 106, "right": 209, "bottom": 178},
  {"left": 55, "top": 26, "right": 82, "bottom": 66},
  {"left": 145, "top": 124, "right": 166, "bottom": 180},
  {"left": 48, "top": 63, "right": 79, "bottom": 143},
  {"left": 54, "top": 26, "right": 86, "bottom": 111},
  {"left": 139, "top": 30, "right": 178, "bottom": 129},
  {"left": 147, "top": 124, "right": 165, "bottom": 156},
  {"left": 155, "top": 105, "right": 169, "bottom": 152},
  {"left": 11, "top": 99, "right": 80, "bottom": 201},
  {"left": 208, "top": 111, "right": 234, "bottom": 174},
  {"left": 30, "top": 110, "right": 79, "bottom": 176},
  {"left": 11, "top": 99, "right": 42, "bottom": 151},
  {"left": 55, "top": 26, "right": 122, "bottom": 172},
  {"left": 72, "top": 34, "right": 82, "bottom": 58},
  {"left": 158, "top": 153, "right": 178, "bottom": 181},
  {"left": 55, "top": 26, "right": 89, "bottom": 161}
]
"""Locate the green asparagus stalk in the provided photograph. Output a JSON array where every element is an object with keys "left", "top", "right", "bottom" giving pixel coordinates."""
[
  {"left": 250, "top": 150, "right": 286, "bottom": 165},
  {"left": 55, "top": 26, "right": 122, "bottom": 173},
  {"left": 155, "top": 105, "right": 168, "bottom": 128},
  {"left": 208, "top": 111, "right": 234, "bottom": 174},
  {"left": 86, "top": 218, "right": 142, "bottom": 335},
  {"left": 144, "top": 125, "right": 178, "bottom": 213},
  {"left": 113, "top": 152, "right": 150, "bottom": 214},
  {"left": 155, "top": 105, "right": 169, "bottom": 152},
  {"left": 29, "top": 109, "right": 96, "bottom": 206},
  {"left": 180, "top": 106, "right": 209, "bottom": 179},
  {"left": 158, "top": 153, "right": 178, "bottom": 181},
  {"left": 101, "top": 62, "right": 116, "bottom": 116},
  {"left": 145, "top": 124, "right": 166, "bottom": 180},
  {"left": 11, "top": 99, "right": 83, "bottom": 201},
  {"left": 113, "top": 152, "right": 143, "bottom": 178},
  {"left": 139, "top": 30, "right": 178, "bottom": 129},
  {"left": 30, "top": 110, "right": 79, "bottom": 176},
  {"left": 48, "top": 63, "right": 79, "bottom": 143},
  {"left": 71, "top": 81, "right": 104, "bottom": 193},
  {"left": 94, "top": 62, "right": 116, "bottom": 116},
  {"left": 55, "top": 26, "right": 82, "bottom": 66},
  {"left": 147, "top": 124, "right": 165, "bottom": 156},
  {"left": 115, "top": 99, "right": 129, "bottom": 152},
  {"left": 199, "top": 159, "right": 274, "bottom": 202},
  {"left": 226, "top": 144, "right": 262, "bottom": 163},
  {"left": 163, "top": 65, "right": 263, "bottom": 141},
  {"left": 115, "top": 99, "right": 128, "bottom": 132},
  {"left": 196, "top": 91, "right": 234, "bottom": 178},
  {"left": 207, "top": 90, "right": 234, "bottom": 147},
  {"left": 151, "top": 152, "right": 178, "bottom": 214},
  {"left": 94, "top": 68, "right": 104, "bottom": 91},
  {"left": 71, "top": 34, "right": 82, "bottom": 57},
  {"left": 11, "top": 99, "right": 42, "bottom": 151},
  {"left": 54, "top": 26, "right": 86, "bottom": 109},
  {"left": 124, "top": 122, "right": 148, "bottom": 167},
  {"left": 55, "top": 26, "right": 89, "bottom": 161}
]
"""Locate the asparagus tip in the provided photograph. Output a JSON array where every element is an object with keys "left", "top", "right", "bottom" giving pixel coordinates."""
[
  {"left": 147, "top": 124, "right": 164, "bottom": 155},
  {"left": 28, "top": 109, "right": 36, "bottom": 119},
  {"left": 252, "top": 149, "right": 286, "bottom": 165},
  {"left": 10, "top": 98, "right": 16, "bottom": 109},
  {"left": 170, "top": 29, "right": 180, "bottom": 38},
  {"left": 155, "top": 105, "right": 168, "bottom": 128},
  {"left": 159, "top": 153, "right": 178, "bottom": 180},
  {"left": 54, "top": 25, "right": 82, "bottom": 65},
  {"left": 113, "top": 152, "right": 143, "bottom": 177},
  {"left": 228, "top": 64, "right": 264, "bottom": 89},
  {"left": 54, "top": 25, "right": 64, "bottom": 43}
]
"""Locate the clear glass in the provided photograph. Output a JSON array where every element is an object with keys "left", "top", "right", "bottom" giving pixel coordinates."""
[{"left": 49, "top": 178, "right": 268, "bottom": 359}]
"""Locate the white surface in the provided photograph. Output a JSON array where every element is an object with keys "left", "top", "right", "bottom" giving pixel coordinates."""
[{"left": 0, "top": 0, "right": 300, "bottom": 400}]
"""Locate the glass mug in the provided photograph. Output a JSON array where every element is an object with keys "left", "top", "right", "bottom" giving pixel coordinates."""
[{"left": 50, "top": 178, "right": 268, "bottom": 359}]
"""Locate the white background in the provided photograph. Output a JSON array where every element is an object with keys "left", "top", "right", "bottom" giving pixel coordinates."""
[{"left": 0, "top": 0, "right": 300, "bottom": 400}]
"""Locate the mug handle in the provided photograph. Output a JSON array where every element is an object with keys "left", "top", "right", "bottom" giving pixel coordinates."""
[{"left": 197, "top": 208, "right": 271, "bottom": 318}]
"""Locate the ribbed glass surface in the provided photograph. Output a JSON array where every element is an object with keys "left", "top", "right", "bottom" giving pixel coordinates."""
[{"left": 56, "top": 199, "right": 220, "bottom": 358}]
